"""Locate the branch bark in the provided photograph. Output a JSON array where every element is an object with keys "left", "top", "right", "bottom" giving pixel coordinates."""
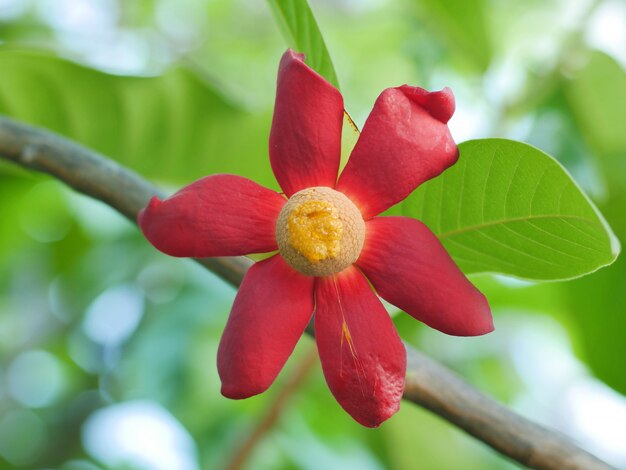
[
  {"left": 0, "top": 116, "right": 614, "bottom": 470},
  {"left": 225, "top": 347, "right": 318, "bottom": 470}
]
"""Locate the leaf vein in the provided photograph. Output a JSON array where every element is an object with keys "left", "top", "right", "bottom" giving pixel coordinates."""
[{"left": 439, "top": 214, "right": 598, "bottom": 240}]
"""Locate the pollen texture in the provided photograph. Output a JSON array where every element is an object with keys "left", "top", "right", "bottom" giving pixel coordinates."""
[
  {"left": 276, "top": 187, "right": 365, "bottom": 276},
  {"left": 288, "top": 200, "right": 342, "bottom": 262}
]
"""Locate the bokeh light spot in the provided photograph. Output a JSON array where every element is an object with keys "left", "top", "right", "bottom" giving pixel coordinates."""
[
  {"left": 82, "top": 400, "right": 199, "bottom": 470},
  {"left": 83, "top": 285, "right": 144, "bottom": 346},
  {"left": 6, "top": 350, "right": 66, "bottom": 408}
]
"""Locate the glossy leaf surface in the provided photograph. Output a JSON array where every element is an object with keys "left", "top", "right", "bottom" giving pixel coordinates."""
[{"left": 402, "top": 139, "right": 620, "bottom": 280}]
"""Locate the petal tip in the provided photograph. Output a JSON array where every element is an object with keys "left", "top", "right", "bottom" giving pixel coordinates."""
[
  {"left": 220, "top": 383, "right": 266, "bottom": 400},
  {"left": 399, "top": 85, "right": 456, "bottom": 124},
  {"left": 137, "top": 195, "right": 163, "bottom": 237},
  {"left": 469, "top": 317, "right": 495, "bottom": 337},
  {"left": 281, "top": 48, "right": 306, "bottom": 69},
  {"left": 357, "top": 402, "right": 401, "bottom": 428},
  {"left": 453, "top": 300, "right": 495, "bottom": 337},
  {"left": 428, "top": 87, "right": 455, "bottom": 124},
  {"left": 471, "top": 293, "right": 495, "bottom": 336},
  {"left": 137, "top": 196, "right": 161, "bottom": 226}
]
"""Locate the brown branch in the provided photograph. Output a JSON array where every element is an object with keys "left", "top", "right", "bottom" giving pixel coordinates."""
[
  {"left": 224, "top": 347, "right": 318, "bottom": 470},
  {"left": 0, "top": 115, "right": 614, "bottom": 470}
]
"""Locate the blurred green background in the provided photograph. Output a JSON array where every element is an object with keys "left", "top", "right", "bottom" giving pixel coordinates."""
[{"left": 1, "top": 0, "right": 625, "bottom": 469}]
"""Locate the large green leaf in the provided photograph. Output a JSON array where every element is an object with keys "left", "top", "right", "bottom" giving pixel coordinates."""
[
  {"left": 0, "top": 49, "right": 276, "bottom": 188},
  {"left": 266, "top": 0, "right": 339, "bottom": 89},
  {"left": 402, "top": 139, "right": 619, "bottom": 280}
]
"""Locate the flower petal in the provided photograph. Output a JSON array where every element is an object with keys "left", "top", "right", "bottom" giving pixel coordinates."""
[
  {"left": 138, "top": 174, "right": 285, "bottom": 257},
  {"left": 357, "top": 216, "right": 493, "bottom": 336},
  {"left": 336, "top": 86, "right": 458, "bottom": 218},
  {"left": 315, "top": 266, "right": 406, "bottom": 427},
  {"left": 218, "top": 255, "right": 314, "bottom": 398},
  {"left": 269, "top": 49, "right": 344, "bottom": 196}
]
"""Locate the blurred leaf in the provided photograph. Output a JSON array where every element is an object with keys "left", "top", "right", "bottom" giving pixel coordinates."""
[
  {"left": 0, "top": 19, "right": 54, "bottom": 43},
  {"left": 402, "top": 139, "right": 619, "bottom": 280},
  {"left": 562, "top": 252, "right": 626, "bottom": 394},
  {"left": 558, "top": 52, "right": 626, "bottom": 393},
  {"left": 266, "top": 0, "right": 340, "bottom": 89},
  {"left": 559, "top": 171, "right": 626, "bottom": 394},
  {"left": 0, "top": 49, "right": 277, "bottom": 188},
  {"left": 566, "top": 51, "right": 626, "bottom": 163},
  {"left": 412, "top": 0, "right": 492, "bottom": 72}
]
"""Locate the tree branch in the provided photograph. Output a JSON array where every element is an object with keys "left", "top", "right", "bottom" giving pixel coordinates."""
[
  {"left": 0, "top": 116, "right": 613, "bottom": 470},
  {"left": 224, "top": 346, "right": 318, "bottom": 470}
]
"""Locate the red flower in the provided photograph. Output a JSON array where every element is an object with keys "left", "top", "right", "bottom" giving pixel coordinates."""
[{"left": 138, "top": 50, "right": 493, "bottom": 427}]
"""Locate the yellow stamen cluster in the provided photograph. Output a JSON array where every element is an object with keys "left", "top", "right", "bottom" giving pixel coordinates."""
[
  {"left": 276, "top": 187, "right": 365, "bottom": 276},
  {"left": 287, "top": 200, "right": 342, "bottom": 263}
]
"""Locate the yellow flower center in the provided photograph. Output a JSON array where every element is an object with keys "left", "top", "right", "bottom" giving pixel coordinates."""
[
  {"left": 276, "top": 187, "right": 365, "bottom": 276},
  {"left": 288, "top": 200, "right": 343, "bottom": 263}
]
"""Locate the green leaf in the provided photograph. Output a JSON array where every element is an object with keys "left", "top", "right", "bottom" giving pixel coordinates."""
[
  {"left": 402, "top": 139, "right": 620, "bottom": 280},
  {"left": 0, "top": 49, "right": 277, "bottom": 188},
  {"left": 266, "top": 0, "right": 340, "bottom": 89}
]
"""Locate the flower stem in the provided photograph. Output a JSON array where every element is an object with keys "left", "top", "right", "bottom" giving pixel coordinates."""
[{"left": 224, "top": 347, "right": 317, "bottom": 470}]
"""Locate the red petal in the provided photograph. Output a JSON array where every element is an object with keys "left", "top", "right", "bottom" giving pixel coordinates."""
[
  {"left": 138, "top": 174, "right": 285, "bottom": 257},
  {"left": 336, "top": 86, "right": 458, "bottom": 218},
  {"left": 315, "top": 266, "right": 406, "bottom": 427},
  {"left": 269, "top": 50, "right": 344, "bottom": 196},
  {"left": 357, "top": 216, "right": 493, "bottom": 336},
  {"left": 218, "top": 255, "right": 314, "bottom": 398}
]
